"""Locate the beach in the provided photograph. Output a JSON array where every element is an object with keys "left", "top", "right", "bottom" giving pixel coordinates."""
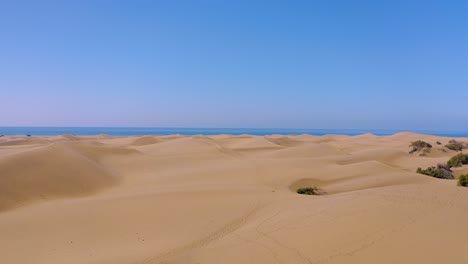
[{"left": 1, "top": 133, "right": 468, "bottom": 264}]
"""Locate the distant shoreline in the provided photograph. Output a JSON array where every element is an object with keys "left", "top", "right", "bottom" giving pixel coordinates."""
[{"left": 1, "top": 127, "right": 468, "bottom": 137}]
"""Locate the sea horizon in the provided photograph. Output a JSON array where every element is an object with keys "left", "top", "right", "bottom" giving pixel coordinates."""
[{"left": 1, "top": 126, "right": 468, "bottom": 137}]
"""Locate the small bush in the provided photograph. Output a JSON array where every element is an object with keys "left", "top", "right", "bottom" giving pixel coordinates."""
[
  {"left": 447, "top": 153, "right": 468, "bottom": 167},
  {"left": 297, "top": 187, "right": 321, "bottom": 195},
  {"left": 446, "top": 143, "right": 463, "bottom": 151},
  {"left": 445, "top": 139, "right": 467, "bottom": 151},
  {"left": 409, "top": 140, "right": 432, "bottom": 154},
  {"left": 416, "top": 165, "right": 454, "bottom": 179},
  {"left": 458, "top": 174, "right": 468, "bottom": 187},
  {"left": 436, "top": 141, "right": 442, "bottom": 145}
]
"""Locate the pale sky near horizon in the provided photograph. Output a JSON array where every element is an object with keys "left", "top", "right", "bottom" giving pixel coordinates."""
[{"left": 1, "top": 1, "right": 467, "bottom": 130}]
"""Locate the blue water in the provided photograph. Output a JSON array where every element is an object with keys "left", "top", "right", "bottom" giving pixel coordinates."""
[{"left": 1, "top": 127, "right": 468, "bottom": 137}]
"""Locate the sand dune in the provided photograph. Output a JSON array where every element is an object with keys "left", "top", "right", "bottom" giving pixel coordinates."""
[
  {"left": 265, "top": 136, "right": 303, "bottom": 147},
  {"left": 60, "top": 134, "right": 81, "bottom": 141},
  {"left": 337, "top": 148, "right": 407, "bottom": 165},
  {"left": 131, "top": 136, "right": 161, "bottom": 146},
  {"left": 0, "top": 142, "right": 117, "bottom": 211},
  {"left": 216, "top": 136, "right": 283, "bottom": 150},
  {"left": 1, "top": 134, "right": 468, "bottom": 264},
  {"left": 135, "top": 137, "right": 226, "bottom": 157},
  {"left": 0, "top": 137, "right": 50, "bottom": 146}
]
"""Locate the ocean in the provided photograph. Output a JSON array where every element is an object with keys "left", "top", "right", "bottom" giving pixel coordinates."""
[{"left": 1, "top": 127, "right": 468, "bottom": 137}]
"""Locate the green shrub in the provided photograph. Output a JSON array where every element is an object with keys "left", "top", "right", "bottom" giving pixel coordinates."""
[
  {"left": 297, "top": 187, "right": 321, "bottom": 195},
  {"left": 458, "top": 174, "right": 468, "bottom": 187},
  {"left": 447, "top": 153, "right": 468, "bottom": 167},
  {"left": 436, "top": 141, "right": 442, "bottom": 145},
  {"left": 409, "top": 140, "right": 432, "bottom": 154},
  {"left": 416, "top": 165, "right": 454, "bottom": 179}
]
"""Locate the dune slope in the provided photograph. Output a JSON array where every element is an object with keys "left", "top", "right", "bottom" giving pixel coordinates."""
[{"left": 0, "top": 142, "right": 117, "bottom": 211}]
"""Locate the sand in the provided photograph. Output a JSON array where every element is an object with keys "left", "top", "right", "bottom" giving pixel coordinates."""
[{"left": 0, "top": 133, "right": 468, "bottom": 264}]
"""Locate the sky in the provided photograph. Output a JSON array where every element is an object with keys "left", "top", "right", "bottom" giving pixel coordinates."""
[{"left": 1, "top": 0, "right": 467, "bottom": 130}]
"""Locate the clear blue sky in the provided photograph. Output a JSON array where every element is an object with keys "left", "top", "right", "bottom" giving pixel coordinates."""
[{"left": 1, "top": 0, "right": 467, "bottom": 130}]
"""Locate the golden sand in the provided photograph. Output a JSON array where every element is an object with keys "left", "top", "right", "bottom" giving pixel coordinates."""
[{"left": 0, "top": 133, "right": 467, "bottom": 263}]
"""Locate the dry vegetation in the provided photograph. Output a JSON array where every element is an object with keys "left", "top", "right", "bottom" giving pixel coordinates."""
[
  {"left": 417, "top": 153, "right": 468, "bottom": 182},
  {"left": 409, "top": 140, "right": 432, "bottom": 155},
  {"left": 416, "top": 164, "right": 454, "bottom": 179},
  {"left": 296, "top": 187, "right": 322, "bottom": 195},
  {"left": 445, "top": 139, "right": 468, "bottom": 151}
]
